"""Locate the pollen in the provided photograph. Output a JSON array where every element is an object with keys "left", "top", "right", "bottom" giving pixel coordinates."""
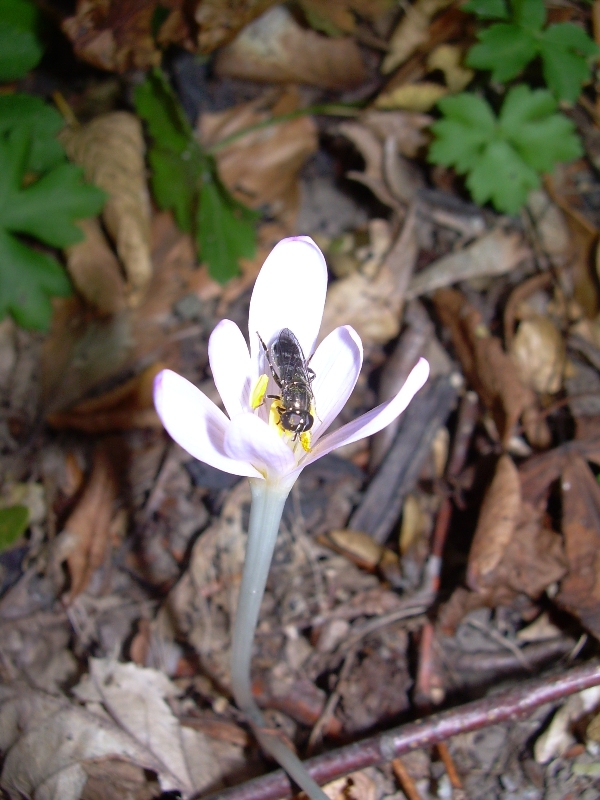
[
  {"left": 250, "top": 374, "right": 269, "bottom": 409},
  {"left": 300, "top": 431, "right": 312, "bottom": 452}
]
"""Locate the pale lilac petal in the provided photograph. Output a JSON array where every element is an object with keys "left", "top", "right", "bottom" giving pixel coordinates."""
[
  {"left": 154, "top": 370, "right": 260, "bottom": 478},
  {"left": 224, "top": 413, "right": 296, "bottom": 480},
  {"left": 309, "top": 326, "right": 363, "bottom": 441},
  {"left": 248, "top": 238, "right": 328, "bottom": 373},
  {"left": 208, "top": 319, "right": 251, "bottom": 418},
  {"left": 302, "top": 358, "right": 430, "bottom": 466}
]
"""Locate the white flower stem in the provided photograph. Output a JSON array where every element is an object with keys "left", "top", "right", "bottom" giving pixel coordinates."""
[{"left": 231, "top": 477, "right": 330, "bottom": 800}]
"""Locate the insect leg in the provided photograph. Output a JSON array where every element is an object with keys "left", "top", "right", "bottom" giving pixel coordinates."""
[{"left": 257, "top": 332, "right": 282, "bottom": 388}]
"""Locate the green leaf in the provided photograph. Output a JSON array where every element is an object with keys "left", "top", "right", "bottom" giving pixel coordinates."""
[
  {"left": 0, "top": 127, "right": 105, "bottom": 329},
  {"left": 0, "top": 94, "right": 64, "bottom": 172},
  {"left": 429, "top": 86, "right": 583, "bottom": 214},
  {"left": 466, "top": 24, "right": 537, "bottom": 82},
  {"left": 463, "top": 0, "right": 509, "bottom": 20},
  {"left": 0, "top": 230, "right": 70, "bottom": 329},
  {"left": 467, "top": 139, "right": 540, "bottom": 213},
  {"left": 136, "top": 66, "right": 258, "bottom": 283},
  {"left": 197, "top": 167, "right": 258, "bottom": 284},
  {"left": 0, "top": 0, "right": 44, "bottom": 81},
  {"left": 539, "top": 24, "right": 599, "bottom": 102},
  {"left": 511, "top": 0, "right": 545, "bottom": 30},
  {"left": 134, "top": 67, "right": 193, "bottom": 155},
  {"left": 0, "top": 504, "right": 28, "bottom": 552}
]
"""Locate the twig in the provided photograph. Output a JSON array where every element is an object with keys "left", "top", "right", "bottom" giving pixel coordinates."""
[
  {"left": 391, "top": 758, "right": 424, "bottom": 800},
  {"left": 196, "top": 660, "right": 600, "bottom": 800},
  {"left": 435, "top": 742, "right": 463, "bottom": 790}
]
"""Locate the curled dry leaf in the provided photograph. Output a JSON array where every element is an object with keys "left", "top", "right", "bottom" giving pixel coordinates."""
[
  {"left": 361, "top": 110, "right": 432, "bottom": 158},
  {"left": 62, "top": 0, "right": 192, "bottom": 72},
  {"left": 196, "top": 0, "right": 279, "bottom": 52},
  {"left": 199, "top": 89, "right": 318, "bottom": 230},
  {"left": 47, "top": 363, "right": 164, "bottom": 433},
  {"left": 213, "top": 6, "right": 367, "bottom": 89},
  {"left": 433, "top": 288, "right": 549, "bottom": 447},
  {"left": 556, "top": 454, "right": 600, "bottom": 638},
  {"left": 320, "top": 206, "right": 418, "bottom": 344},
  {"left": 408, "top": 229, "right": 529, "bottom": 299},
  {"left": 467, "top": 455, "right": 566, "bottom": 603},
  {"left": 74, "top": 659, "right": 222, "bottom": 797},
  {"left": 338, "top": 121, "right": 403, "bottom": 210},
  {"left": 381, "top": 0, "right": 454, "bottom": 74},
  {"left": 65, "top": 217, "right": 127, "bottom": 315},
  {"left": 61, "top": 112, "right": 152, "bottom": 306},
  {"left": 61, "top": 446, "right": 118, "bottom": 601},
  {"left": 510, "top": 315, "right": 566, "bottom": 395},
  {"left": 427, "top": 44, "right": 474, "bottom": 93}
]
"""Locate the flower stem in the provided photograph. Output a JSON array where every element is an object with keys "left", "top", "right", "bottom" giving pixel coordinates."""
[{"left": 231, "top": 477, "right": 330, "bottom": 800}]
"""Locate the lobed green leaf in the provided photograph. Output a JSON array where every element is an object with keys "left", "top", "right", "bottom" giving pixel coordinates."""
[
  {"left": 0, "top": 94, "right": 64, "bottom": 172},
  {"left": 463, "top": 0, "right": 509, "bottom": 20},
  {"left": 0, "top": 0, "right": 43, "bottom": 81},
  {"left": 466, "top": 24, "right": 537, "bottom": 82}
]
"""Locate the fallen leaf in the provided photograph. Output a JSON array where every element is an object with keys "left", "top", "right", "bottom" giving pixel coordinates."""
[
  {"left": 320, "top": 206, "right": 418, "bottom": 343},
  {"left": 74, "top": 658, "right": 222, "bottom": 796},
  {"left": 65, "top": 217, "right": 127, "bottom": 314},
  {"left": 199, "top": 88, "right": 318, "bottom": 230},
  {"left": 338, "top": 121, "right": 403, "bottom": 210},
  {"left": 408, "top": 229, "right": 529, "bottom": 298},
  {"left": 323, "top": 771, "right": 377, "bottom": 800},
  {"left": 298, "top": 0, "right": 393, "bottom": 36},
  {"left": 361, "top": 110, "right": 432, "bottom": 158},
  {"left": 374, "top": 82, "right": 448, "bottom": 112},
  {"left": 534, "top": 686, "right": 600, "bottom": 763},
  {"left": 62, "top": 0, "right": 191, "bottom": 72},
  {"left": 214, "top": 6, "right": 367, "bottom": 89},
  {"left": 0, "top": 682, "right": 164, "bottom": 800},
  {"left": 61, "top": 446, "right": 118, "bottom": 601},
  {"left": 196, "top": 0, "right": 279, "bottom": 52},
  {"left": 381, "top": 0, "right": 454, "bottom": 74},
  {"left": 0, "top": 506, "right": 28, "bottom": 552},
  {"left": 47, "top": 363, "right": 163, "bottom": 433},
  {"left": 556, "top": 454, "right": 600, "bottom": 638},
  {"left": 427, "top": 44, "right": 474, "bottom": 92},
  {"left": 510, "top": 315, "right": 566, "bottom": 394},
  {"left": 433, "top": 288, "right": 548, "bottom": 446},
  {"left": 467, "top": 455, "right": 566, "bottom": 601},
  {"left": 61, "top": 112, "right": 152, "bottom": 305}
]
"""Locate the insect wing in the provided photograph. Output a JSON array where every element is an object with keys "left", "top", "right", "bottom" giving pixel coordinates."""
[{"left": 272, "top": 328, "right": 310, "bottom": 385}]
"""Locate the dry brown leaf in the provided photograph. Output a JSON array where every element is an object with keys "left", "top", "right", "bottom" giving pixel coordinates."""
[
  {"left": 556, "top": 454, "right": 600, "bottom": 638},
  {"left": 381, "top": 0, "right": 454, "bottom": 74},
  {"left": 510, "top": 315, "right": 566, "bottom": 394},
  {"left": 0, "top": 683, "right": 164, "bottom": 800},
  {"left": 374, "top": 82, "right": 448, "bottom": 112},
  {"left": 467, "top": 455, "right": 566, "bottom": 601},
  {"left": 62, "top": 446, "right": 118, "bottom": 601},
  {"left": 47, "top": 363, "right": 163, "bottom": 432},
  {"left": 214, "top": 6, "right": 367, "bottom": 89},
  {"left": 62, "top": 0, "right": 191, "bottom": 72},
  {"left": 61, "top": 112, "right": 152, "bottom": 305},
  {"left": 320, "top": 206, "right": 418, "bottom": 344},
  {"left": 338, "top": 121, "right": 402, "bottom": 210},
  {"left": 199, "top": 89, "right": 318, "bottom": 230},
  {"left": 361, "top": 110, "right": 432, "bottom": 158},
  {"left": 65, "top": 217, "right": 127, "bottom": 314},
  {"left": 433, "top": 288, "right": 548, "bottom": 446},
  {"left": 196, "top": 0, "right": 279, "bottom": 51},
  {"left": 408, "top": 229, "right": 529, "bottom": 298},
  {"left": 298, "top": 0, "right": 394, "bottom": 35},
  {"left": 427, "top": 44, "right": 474, "bottom": 92}
]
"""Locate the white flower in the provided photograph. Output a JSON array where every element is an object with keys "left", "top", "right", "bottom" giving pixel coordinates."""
[{"left": 154, "top": 236, "right": 429, "bottom": 487}]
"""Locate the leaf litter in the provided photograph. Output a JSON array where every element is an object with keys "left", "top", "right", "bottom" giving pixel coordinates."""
[{"left": 4, "top": 3, "right": 600, "bottom": 800}]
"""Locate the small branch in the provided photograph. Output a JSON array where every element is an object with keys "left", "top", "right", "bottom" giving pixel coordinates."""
[{"left": 197, "top": 661, "right": 600, "bottom": 800}]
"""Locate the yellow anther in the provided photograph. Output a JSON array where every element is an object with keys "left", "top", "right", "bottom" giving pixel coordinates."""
[
  {"left": 269, "top": 400, "right": 284, "bottom": 436},
  {"left": 250, "top": 374, "right": 269, "bottom": 409},
  {"left": 299, "top": 431, "right": 312, "bottom": 452}
]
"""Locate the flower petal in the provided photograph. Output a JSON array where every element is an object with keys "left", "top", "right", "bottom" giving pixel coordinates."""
[
  {"left": 303, "top": 358, "right": 430, "bottom": 466},
  {"left": 224, "top": 412, "right": 296, "bottom": 481},
  {"left": 154, "top": 369, "right": 260, "bottom": 478},
  {"left": 208, "top": 319, "right": 251, "bottom": 418},
  {"left": 248, "top": 237, "right": 328, "bottom": 371},
  {"left": 309, "top": 325, "right": 363, "bottom": 441}
]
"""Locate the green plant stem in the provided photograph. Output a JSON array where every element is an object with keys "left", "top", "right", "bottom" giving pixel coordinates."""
[
  {"left": 231, "top": 477, "right": 330, "bottom": 800},
  {"left": 206, "top": 104, "right": 361, "bottom": 154}
]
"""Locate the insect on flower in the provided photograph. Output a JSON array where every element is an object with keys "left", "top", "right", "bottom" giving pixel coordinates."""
[{"left": 257, "top": 328, "right": 316, "bottom": 441}]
